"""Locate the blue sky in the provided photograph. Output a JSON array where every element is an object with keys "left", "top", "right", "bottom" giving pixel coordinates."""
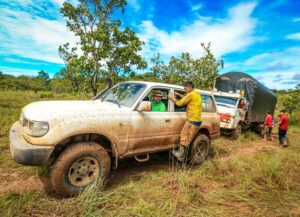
[{"left": 0, "top": 0, "right": 300, "bottom": 89}]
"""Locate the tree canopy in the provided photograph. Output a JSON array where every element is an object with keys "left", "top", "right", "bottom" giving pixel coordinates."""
[{"left": 59, "top": 0, "right": 147, "bottom": 96}]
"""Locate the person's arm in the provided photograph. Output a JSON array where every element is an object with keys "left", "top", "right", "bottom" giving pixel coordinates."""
[
  {"left": 168, "top": 93, "right": 191, "bottom": 107},
  {"left": 273, "top": 117, "right": 282, "bottom": 128},
  {"left": 273, "top": 121, "right": 281, "bottom": 128},
  {"left": 168, "top": 94, "right": 177, "bottom": 104},
  {"left": 175, "top": 92, "right": 184, "bottom": 99},
  {"left": 262, "top": 117, "right": 267, "bottom": 127}
]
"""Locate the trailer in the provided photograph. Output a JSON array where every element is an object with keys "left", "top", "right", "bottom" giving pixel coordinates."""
[{"left": 214, "top": 72, "right": 277, "bottom": 137}]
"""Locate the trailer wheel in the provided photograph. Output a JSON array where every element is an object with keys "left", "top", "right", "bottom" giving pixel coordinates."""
[
  {"left": 50, "top": 142, "right": 110, "bottom": 197},
  {"left": 232, "top": 124, "right": 242, "bottom": 139}
]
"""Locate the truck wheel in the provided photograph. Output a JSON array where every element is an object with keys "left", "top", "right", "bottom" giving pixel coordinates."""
[
  {"left": 189, "top": 134, "right": 210, "bottom": 165},
  {"left": 231, "top": 124, "right": 242, "bottom": 139},
  {"left": 50, "top": 142, "right": 110, "bottom": 197}
]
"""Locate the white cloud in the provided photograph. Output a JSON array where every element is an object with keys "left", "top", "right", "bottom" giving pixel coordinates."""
[
  {"left": 191, "top": 3, "right": 202, "bottom": 11},
  {"left": 293, "top": 17, "right": 300, "bottom": 22},
  {"left": 244, "top": 47, "right": 300, "bottom": 70},
  {"left": 0, "top": 1, "right": 78, "bottom": 64},
  {"left": 0, "top": 66, "right": 39, "bottom": 77},
  {"left": 285, "top": 32, "right": 300, "bottom": 40},
  {"left": 127, "top": 0, "right": 141, "bottom": 11},
  {"left": 3, "top": 57, "right": 41, "bottom": 65},
  {"left": 222, "top": 46, "right": 300, "bottom": 89},
  {"left": 138, "top": 2, "right": 258, "bottom": 59}
]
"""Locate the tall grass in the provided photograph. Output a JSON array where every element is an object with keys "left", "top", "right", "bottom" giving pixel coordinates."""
[{"left": 0, "top": 91, "right": 299, "bottom": 216}]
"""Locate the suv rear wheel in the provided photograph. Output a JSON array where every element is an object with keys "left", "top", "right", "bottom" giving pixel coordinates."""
[
  {"left": 189, "top": 134, "right": 210, "bottom": 165},
  {"left": 51, "top": 142, "right": 110, "bottom": 197}
]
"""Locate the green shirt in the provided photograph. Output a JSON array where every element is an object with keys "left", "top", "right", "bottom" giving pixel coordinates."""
[{"left": 151, "top": 99, "right": 166, "bottom": 112}]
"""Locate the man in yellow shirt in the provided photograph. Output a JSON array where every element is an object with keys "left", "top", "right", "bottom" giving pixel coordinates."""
[{"left": 168, "top": 81, "right": 202, "bottom": 161}]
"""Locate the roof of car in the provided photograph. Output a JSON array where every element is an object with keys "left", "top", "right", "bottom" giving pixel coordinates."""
[{"left": 121, "top": 81, "right": 214, "bottom": 95}]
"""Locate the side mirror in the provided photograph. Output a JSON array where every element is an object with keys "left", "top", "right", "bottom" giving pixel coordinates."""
[{"left": 137, "top": 101, "right": 151, "bottom": 112}]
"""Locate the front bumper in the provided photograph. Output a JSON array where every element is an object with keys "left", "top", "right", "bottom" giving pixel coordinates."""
[
  {"left": 220, "top": 122, "right": 235, "bottom": 129},
  {"left": 10, "top": 122, "right": 54, "bottom": 166}
]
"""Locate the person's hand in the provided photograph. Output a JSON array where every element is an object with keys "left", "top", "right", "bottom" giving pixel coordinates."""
[
  {"left": 167, "top": 93, "right": 173, "bottom": 99},
  {"left": 175, "top": 92, "right": 180, "bottom": 96}
]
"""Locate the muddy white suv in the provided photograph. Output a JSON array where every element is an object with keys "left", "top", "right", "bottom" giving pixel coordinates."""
[{"left": 10, "top": 81, "right": 220, "bottom": 196}]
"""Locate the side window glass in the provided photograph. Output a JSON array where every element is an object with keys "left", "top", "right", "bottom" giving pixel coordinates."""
[
  {"left": 174, "top": 90, "right": 187, "bottom": 112},
  {"left": 202, "top": 95, "right": 208, "bottom": 112},
  {"left": 202, "top": 95, "right": 216, "bottom": 113}
]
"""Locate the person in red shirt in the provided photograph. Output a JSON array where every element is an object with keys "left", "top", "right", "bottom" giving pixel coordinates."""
[
  {"left": 273, "top": 109, "right": 289, "bottom": 146},
  {"left": 262, "top": 111, "right": 274, "bottom": 141}
]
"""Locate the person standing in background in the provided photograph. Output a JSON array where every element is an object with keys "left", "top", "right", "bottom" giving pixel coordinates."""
[
  {"left": 262, "top": 111, "right": 274, "bottom": 141},
  {"left": 273, "top": 109, "right": 289, "bottom": 146}
]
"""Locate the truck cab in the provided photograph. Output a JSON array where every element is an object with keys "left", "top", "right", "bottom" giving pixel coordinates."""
[{"left": 213, "top": 91, "right": 247, "bottom": 138}]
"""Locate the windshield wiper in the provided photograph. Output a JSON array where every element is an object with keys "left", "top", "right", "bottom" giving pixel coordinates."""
[{"left": 105, "top": 99, "right": 121, "bottom": 108}]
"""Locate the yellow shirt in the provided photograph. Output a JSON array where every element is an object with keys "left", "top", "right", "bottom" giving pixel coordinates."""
[{"left": 176, "top": 90, "right": 202, "bottom": 122}]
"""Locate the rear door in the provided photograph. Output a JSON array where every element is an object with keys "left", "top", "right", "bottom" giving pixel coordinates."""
[{"left": 201, "top": 94, "right": 220, "bottom": 135}]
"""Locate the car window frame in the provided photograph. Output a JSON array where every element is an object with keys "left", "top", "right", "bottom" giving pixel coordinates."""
[
  {"left": 100, "top": 82, "right": 147, "bottom": 108},
  {"left": 172, "top": 88, "right": 217, "bottom": 113},
  {"left": 134, "top": 86, "right": 172, "bottom": 112}
]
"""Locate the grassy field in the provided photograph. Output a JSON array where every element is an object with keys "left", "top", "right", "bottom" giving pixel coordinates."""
[{"left": 0, "top": 91, "right": 299, "bottom": 217}]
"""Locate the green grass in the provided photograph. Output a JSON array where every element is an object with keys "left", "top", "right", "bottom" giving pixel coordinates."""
[{"left": 0, "top": 90, "right": 299, "bottom": 216}]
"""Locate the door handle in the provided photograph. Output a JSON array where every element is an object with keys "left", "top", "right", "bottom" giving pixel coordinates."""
[{"left": 165, "top": 119, "right": 171, "bottom": 123}]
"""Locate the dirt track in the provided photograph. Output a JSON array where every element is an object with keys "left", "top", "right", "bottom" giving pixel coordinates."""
[{"left": 0, "top": 138, "right": 282, "bottom": 196}]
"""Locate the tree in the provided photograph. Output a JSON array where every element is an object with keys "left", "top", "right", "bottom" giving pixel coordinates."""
[
  {"left": 149, "top": 43, "right": 223, "bottom": 90},
  {"left": 37, "top": 70, "right": 50, "bottom": 85},
  {"left": 281, "top": 89, "right": 300, "bottom": 117},
  {"left": 60, "top": 0, "right": 147, "bottom": 96},
  {"left": 59, "top": 43, "right": 86, "bottom": 93},
  {"left": 50, "top": 77, "right": 72, "bottom": 93}
]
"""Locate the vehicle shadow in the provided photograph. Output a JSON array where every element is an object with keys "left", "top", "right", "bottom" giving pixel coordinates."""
[{"left": 106, "top": 151, "right": 180, "bottom": 189}]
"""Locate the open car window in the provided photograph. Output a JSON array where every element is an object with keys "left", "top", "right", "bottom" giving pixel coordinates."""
[
  {"left": 173, "top": 90, "right": 216, "bottom": 113},
  {"left": 142, "top": 88, "right": 170, "bottom": 112},
  {"left": 174, "top": 90, "right": 187, "bottom": 112}
]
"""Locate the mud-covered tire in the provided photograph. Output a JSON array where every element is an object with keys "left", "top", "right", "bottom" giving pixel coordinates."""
[
  {"left": 231, "top": 124, "right": 242, "bottom": 139},
  {"left": 188, "top": 134, "right": 210, "bottom": 165},
  {"left": 50, "top": 142, "right": 110, "bottom": 197}
]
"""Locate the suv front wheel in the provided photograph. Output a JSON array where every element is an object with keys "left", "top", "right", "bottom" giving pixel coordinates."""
[{"left": 50, "top": 142, "right": 111, "bottom": 197}]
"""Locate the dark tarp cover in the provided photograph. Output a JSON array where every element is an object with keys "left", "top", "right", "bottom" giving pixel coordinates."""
[{"left": 214, "top": 72, "right": 277, "bottom": 122}]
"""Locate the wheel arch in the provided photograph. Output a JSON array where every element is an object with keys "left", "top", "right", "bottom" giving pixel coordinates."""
[
  {"left": 197, "top": 127, "right": 211, "bottom": 139},
  {"left": 50, "top": 133, "right": 118, "bottom": 167}
]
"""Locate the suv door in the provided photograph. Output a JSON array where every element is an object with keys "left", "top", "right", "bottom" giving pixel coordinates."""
[{"left": 128, "top": 87, "right": 176, "bottom": 151}]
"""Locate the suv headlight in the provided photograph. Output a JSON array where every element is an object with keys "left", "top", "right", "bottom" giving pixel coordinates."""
[{"left": 23, "top": 119, "right": 49, "bottom": 137}]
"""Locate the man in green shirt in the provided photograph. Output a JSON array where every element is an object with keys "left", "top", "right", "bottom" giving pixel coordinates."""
[{"left": 151, "top": 90, "right": 166, "bottom": 112}]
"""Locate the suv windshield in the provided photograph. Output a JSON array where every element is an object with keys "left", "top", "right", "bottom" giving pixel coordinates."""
[
  {"left": 100, "top": 83, "right": 146, "bottom": 107},
  {"left": 214, "top": 96, "right": 237, "bottom": 107}
]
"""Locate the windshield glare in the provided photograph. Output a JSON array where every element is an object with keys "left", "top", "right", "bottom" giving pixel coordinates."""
[
  {"left": 100, "top": 83, "right": 146, "bottom": 107},
  {"left": 214, "top": 96, "right": 237, "bottom": 107}
]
